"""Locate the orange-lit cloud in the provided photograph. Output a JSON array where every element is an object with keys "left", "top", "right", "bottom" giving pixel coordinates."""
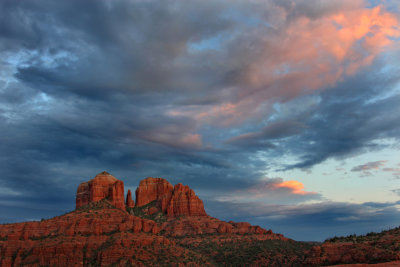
[
  {"left": 217, "top": 178, "right": 319, "bottom": 204},
  {"left": 246, "top": 178, "right": 317, "bottom": 197},
  {"left": 246, "top": 5, "right": 400, "bottom": 92},
  {"left": 169, "top": 4, "right": 400, "bottom": 127},
  {"left": 271, "top": 180, "right": 314, "bottom": 195}
]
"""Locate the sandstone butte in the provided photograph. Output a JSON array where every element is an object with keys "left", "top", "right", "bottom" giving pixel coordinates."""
[
  {"left": 76, "top": 171, "right": 125, "bottom": 210},
  {"left": 0, "top": 171, "right": 399, "bottom": 266},
  {"left": 135, "top": 177, "right": 207, "bottom": 217}
]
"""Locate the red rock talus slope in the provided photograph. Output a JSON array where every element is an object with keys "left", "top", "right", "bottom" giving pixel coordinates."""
[
  {"left": 76, "top": 171, "right": 125, "bottom": 210},
  {"left": 135, "top": 177, "right": 207, "bottom": 216}
]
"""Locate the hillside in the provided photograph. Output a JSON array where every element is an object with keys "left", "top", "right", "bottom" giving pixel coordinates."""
[{"left": 305, "top": 227, "right": 400, "bottom": 266}]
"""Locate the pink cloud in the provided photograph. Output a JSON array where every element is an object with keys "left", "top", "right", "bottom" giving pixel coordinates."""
[{"left": 169, "top": 4, "right": 400, "bottom": 127}]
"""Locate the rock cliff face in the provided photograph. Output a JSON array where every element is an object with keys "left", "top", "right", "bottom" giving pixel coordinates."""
[
  {"left": 135, "top": 177, "right": 173, "bottom": 211},
  {"left": 135, "top": 177, "right": 207, "bottom": 217},
  {"left": 166, "top": 183, "right": 207, "bottom": 216},
  {"left": 76, "top": 171, "right": 125, "bottom": 210}
]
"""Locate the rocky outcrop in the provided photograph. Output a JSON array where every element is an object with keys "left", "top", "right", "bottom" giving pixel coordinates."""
[
  {"left": 135, "top": 177, "right": 174, "bottom": 211},
  {"left": 135, "top": 177, "right": 207, "bottom": 217},
  {"left": 126, "top": 189, "right": 135, "bottom": 208},
  {"left": 166, "top": 183, "right": 207, "bottom": 216},
  {"left": 75, "top": 174, "right": 206, "bottom": 216},
  {"left": 76, "top": 171, "right": 125, "bottom": 210}
]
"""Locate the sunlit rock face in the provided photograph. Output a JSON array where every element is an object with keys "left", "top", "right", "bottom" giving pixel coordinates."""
[{"left": 76, "top": 171, "right": 125, "bottom": 209}]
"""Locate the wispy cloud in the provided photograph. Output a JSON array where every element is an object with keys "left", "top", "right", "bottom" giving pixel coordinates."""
[
  {"left": 350, "top": 160, "right": 400, "bottom": 178},
  {"left": 351, "top": 160, "right": 387, "bottom": 172},
  {"left": 383, "top": 167, "right": 400, "bottom": 178}
]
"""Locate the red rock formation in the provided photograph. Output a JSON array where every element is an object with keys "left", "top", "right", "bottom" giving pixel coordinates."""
[
  {"left": 126, "top": 189, "right": 135, "bottom": 208},
  {"left": 135, "top": 177, "right": 174, "bottom": 211},
  {"left": 76, "top": 171, "right": 125, "bottom": 209},
  {"left": 166, "top": 183, "right": 207, "bottom": 216},
  {"left": 2, "top": 172, "right": 400, "bottom": 266},
  {"left": 0, "top": 199, "right": 287, "bottom": 266},
  {"left": 135, "top": 177, "right": 207, "bottom": 217}
]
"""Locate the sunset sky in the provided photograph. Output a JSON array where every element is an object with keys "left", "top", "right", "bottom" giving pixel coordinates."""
[{"left": 1, "top": 0, "right": 400, "bottom": 241}]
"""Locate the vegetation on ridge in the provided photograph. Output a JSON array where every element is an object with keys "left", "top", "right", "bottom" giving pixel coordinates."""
[{"left": 126, "top": 200, "right": 167, "bottom": 223}]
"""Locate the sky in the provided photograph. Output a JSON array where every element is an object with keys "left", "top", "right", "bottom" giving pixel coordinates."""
[{"left": 0, "top": 0, "right": 400, "bottom": 241}]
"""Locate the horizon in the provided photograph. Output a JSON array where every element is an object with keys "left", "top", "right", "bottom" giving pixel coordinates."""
[{"left": 1, "top": 0, "right": 400, "bottom": 242}]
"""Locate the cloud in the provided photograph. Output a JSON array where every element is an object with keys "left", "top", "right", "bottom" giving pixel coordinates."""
[
  {"left": 383, "top": 167, "right": 400, "bottom": 178},
  {"left": 351, "top": 160, "right": 388, "bottom": 172},
  {"left": 201, "top": 4, "right": 399, "bottom": 126},
  {"left": 349, "top": 161, "right": 400, "bottom": 178},
  {"left": 227, "top": 121, "right": 306, "bottom": 148},
  {"left": 136, "top": 1, "right": 400, "bottom": 127},
  {"left": 205, "top": 199, "right": 400, "bottom": 241},
  {"left": 216, "top": 178, "right": 320, "bottom": 204},
  {"left": 272, "top": 180, "right": 315, "bottom": 195}
]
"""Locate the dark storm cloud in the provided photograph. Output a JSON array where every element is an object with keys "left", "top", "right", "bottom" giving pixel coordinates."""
[
  {"left": 227, "top": 61, "right": 400, "bottom": 170},
  {"left": 231, "top": 60, "right": 400, "bottom": 171},
  {"left": 0, "top": 0, "right": 275, "bottom": 215},
  {"left": 0, "top": 0, "right": 400, "bottom": 244},
  {"left": 286, "top": 67, "right": 400, "bottom": 169},
  {"left": 1, "top": 0, "right": 236, "bottom": 99},
  {"left": 226, "top": 120, "right": 306, "bottom": 148},
  {"left": 271, "top": 0, "right": 364, "bottom": 21}
]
